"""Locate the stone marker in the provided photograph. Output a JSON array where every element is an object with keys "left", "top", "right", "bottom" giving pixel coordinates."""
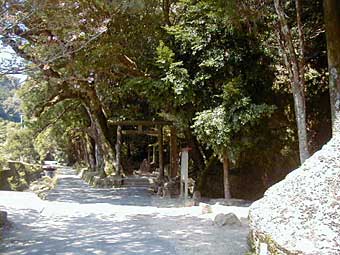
[{"left": 214, "top": 213, "right": 242, "bottom": 227}]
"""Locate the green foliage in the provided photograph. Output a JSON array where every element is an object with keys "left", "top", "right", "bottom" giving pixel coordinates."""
[
  {"left": 193, "top": 99, "right": 275, "bottom": 157},
  {"left": 156, "top": 41, "right": 193, "bottom": 105},
  {"left": 2, "top": 127, "right": 39, "bottom": 163},
  {"left": 193, "top": 106, "right": 230, "bottom": 152},
  {"left": 0, "top": 120, "right": 16, "bottom": 144},
  {"left": 0, "top": 76, "right": 22, "bottom": 122},
  {"left": 34, "top": 128, "right": 61, "bottom": 162},
  {"left": 0, "top": 0, "right": 330, "bottom": 198},
  {"left": 156, "top": 0, "right": 277, "bottom": 160},
  {"left": 157, "top": 1, "right": 275, "bottom": 105},
  {"left": 156, "top": 41, "right": 175, "bottom": 67}
]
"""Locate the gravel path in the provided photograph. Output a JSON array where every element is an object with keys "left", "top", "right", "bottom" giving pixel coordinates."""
[{"left": 0, "top": 167, "right": 250, "bottom": 255}]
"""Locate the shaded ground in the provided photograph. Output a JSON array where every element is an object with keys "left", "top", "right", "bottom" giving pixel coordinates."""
[{"left": 0, "top": 167, "right": 249, "bottom": 255}]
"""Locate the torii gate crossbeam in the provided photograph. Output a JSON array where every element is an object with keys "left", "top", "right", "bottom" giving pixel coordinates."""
[{"left": 109, "top": 120, "right": 178, "bottom": 179}]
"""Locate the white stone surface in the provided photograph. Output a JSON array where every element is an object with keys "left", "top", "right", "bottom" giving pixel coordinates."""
[{"left": 249, "top": 136, "right": 340, "bottom": 254}]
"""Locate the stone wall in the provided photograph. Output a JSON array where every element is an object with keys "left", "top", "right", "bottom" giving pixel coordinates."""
[
  {"left": 249, "top": 136, "right": 340, "bottom": 255},
  {"left": 0, "top": 210, "right": 8, "bottom": 240},
  {"left": 80, "top": 168, "right": 122, "bottom": 188},
  {"left": 0, "top": 161, "right": 43, "bottom": 191}
]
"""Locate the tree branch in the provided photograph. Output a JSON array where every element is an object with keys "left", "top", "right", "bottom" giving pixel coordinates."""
[
  {"left": 33, "top": 87, "right": 80, "bottom": 117},
  {"left": 35, "top": 102, "right": 81, "bottom": 135}
]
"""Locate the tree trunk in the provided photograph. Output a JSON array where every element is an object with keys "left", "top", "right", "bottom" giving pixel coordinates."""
[
  {"left": 84, "top": 106, "right": 116, "bottom": 177},
  {"left": 295, "top": 0, "right": 305, "bottom": 78},
  {"left": 292, "top": 86, "right": 309, "bottom": 163},
  {"left": 80, "top": 136, "right": 89, "bottom": 164},
  {"left": 94, "top": 140, "right": 105, "bottom": 177},
  {"left": 184, "top": 128, "right": 206, "bottom": 177},
  {"left": 324, "top": 0, "right": 340, "bottom": 136},
  {"left": 295, "top": 0, "right": 309, "bottom": 163},
  {"left": 92, "top": 116, "right": 115, "bottom": 177},
  {"left": 274, "top": 0, "right": 310, "bottom": 164},
  {"left": 222, "top": 150, "right": 231, "bottom": 199},
  {"left": 170, "top": 126, "right": 178, "bottom": 178},
  {"left": 158, "top": 125, "right": 164, "bottom": 179},
  {"left": 87, "top": 135, "right": 96, "bottom": 171},
  {"left": 163, "top": 0, "right": 171, "bottom": 25},
  {"left": 84, "top": 87, "right": 117, "bottom": 176}
]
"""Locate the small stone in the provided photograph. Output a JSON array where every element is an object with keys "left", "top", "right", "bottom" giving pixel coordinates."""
[
  {"left": 214, "top": 213, "right": 242, "bottom": 227},
  {"left": 200, "top": 203, "right": 212, "bottom": 214}
]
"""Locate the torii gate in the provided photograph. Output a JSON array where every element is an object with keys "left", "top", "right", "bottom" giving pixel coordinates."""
[{"left": 109, "top": 120, "right": 178, "bottom": 179}]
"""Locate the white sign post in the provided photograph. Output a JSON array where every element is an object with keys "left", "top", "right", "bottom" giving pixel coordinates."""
[{"left": 180, "top": 148, "right": 189, "bottom": 201}]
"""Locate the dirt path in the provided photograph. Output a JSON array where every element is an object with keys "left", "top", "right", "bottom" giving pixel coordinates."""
[{"left": 0, "top": 167, "right": 250, "bottom": 255}]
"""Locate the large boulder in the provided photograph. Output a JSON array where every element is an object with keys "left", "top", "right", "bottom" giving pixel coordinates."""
[{"left": 249, "top": 136, "right": 340, "bottom": 255}]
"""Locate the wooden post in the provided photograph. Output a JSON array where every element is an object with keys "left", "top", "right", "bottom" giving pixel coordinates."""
[
  {"left": 180, "top": 148, "right": 189, "bottom": 201},
  {"left": 152, "top": 144, "right": 156, "bottom": 164},
  {"left": 116, "top": 125, "right": 122, "bottom": 175},
  {"left": 170, "top": 126, "right": 178, "bottom": 178},
  {"left": 158, "top": 125, "right": 164, "bottom": 179},
  {"left": 147, "top": 146, "right": 151, "bottom": 163}
]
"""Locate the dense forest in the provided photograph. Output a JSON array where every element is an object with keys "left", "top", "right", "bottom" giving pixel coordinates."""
[{"left": 0, "top": 0, "right": 339, "bottom": 200}]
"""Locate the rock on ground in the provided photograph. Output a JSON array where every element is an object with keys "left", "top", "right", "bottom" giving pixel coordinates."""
[
  {"left": 249, "top": 136, "right": 340, "bottom": 255},
  {"left": 214, "top": 213, "right": 242, "bottom": 227}
]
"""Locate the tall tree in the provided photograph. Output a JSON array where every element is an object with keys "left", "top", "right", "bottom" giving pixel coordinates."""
[
  {"left": 1, "top": 0, "right": 164, "bottom": 175},
  {"left": 274, "top": 0, "right": 310, "bottom": 163},
  {"left": 193, "top": 105, "right": 275, "bottom": 198},
  {"left": 324, "top": 0, "right": 340, "bottom": 136},
  {"left": 154, "top": 0, "right": 276, "bottom": 198}
]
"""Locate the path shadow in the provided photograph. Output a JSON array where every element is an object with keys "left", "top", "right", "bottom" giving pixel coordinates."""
[
  {"left": 1, "top": 209, "right": 249, "bottom": 255},
  {"left": 1, "top": 210, "right": 176, "bottom": 255}
]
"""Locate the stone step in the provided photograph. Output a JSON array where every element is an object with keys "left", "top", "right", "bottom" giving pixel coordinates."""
[
  {"left": 122, "top": 182, "right": 152, "bottom": 187},
  {"left": 122, "top": 184, "right": 151, "bottom": 188},
  {"left": 123, "top": 182, "right": 150, "bottom": 185},
  {"left": 123, "top": 179, "right": 151, "bottom": 184},
  {"left": 121, "top": 177, "right": 155, "bottom": 188}
]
